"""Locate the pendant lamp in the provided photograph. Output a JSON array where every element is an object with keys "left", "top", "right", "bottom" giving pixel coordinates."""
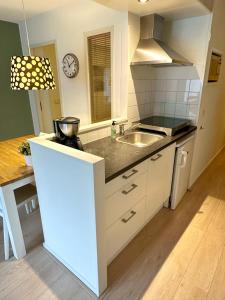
[{"left": 10, "top": 0, "right": 56, "bottom": 90}]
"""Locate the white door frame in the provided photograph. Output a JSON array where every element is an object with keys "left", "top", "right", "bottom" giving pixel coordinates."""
[{"left": 30, "top": 40, "right": 63, "bottom": 134}]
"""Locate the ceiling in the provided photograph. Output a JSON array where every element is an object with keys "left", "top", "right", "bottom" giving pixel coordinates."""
[
  {"left": 0, "top": 0, "right": 75, "bottom": 23},
  {"left": 93, "top": 0, "right": 211, "bottom": 19},
  {"left": 0, "top": 0, "right": 211, "bottom": 23}
]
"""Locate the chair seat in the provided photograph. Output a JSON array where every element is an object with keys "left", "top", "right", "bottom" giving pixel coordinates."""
[{"left": 14, "top": 184, "right": 37, "bottom": 206}]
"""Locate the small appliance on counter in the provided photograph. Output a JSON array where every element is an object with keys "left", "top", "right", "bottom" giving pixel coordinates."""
[
  {"left": 53, "top": 117, "right": 83, "bottom": 150},
  {"left": 136, "top": 116, "right": 191, "bottom": 136}
]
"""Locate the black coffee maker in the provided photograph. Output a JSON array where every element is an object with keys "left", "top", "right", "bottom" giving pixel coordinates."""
[{"left": 53, "top": 117, "right": 83, "bottom": 150}]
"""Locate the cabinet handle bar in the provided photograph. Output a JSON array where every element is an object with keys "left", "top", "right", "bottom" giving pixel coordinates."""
[
  {"left": 151, "top": 154, "right": 162, "bottom": 161},
  {"left": 122, "top": 210, "right": 136, "bottom": 223},
  {"left": 122, "top": 184, "right": 138, "bottom": 195},
  {"left": 122, "top": 169, "right": 138, "bottom": 179}
]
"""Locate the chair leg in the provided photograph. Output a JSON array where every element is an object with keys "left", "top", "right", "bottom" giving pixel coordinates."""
[
  {"left": 3, "top": 218, "right": 10, "bottom": 260},
  {"left": 31, "top": 198, "right": 37, "bottom": 210},
  {"left": 25, "top": 202, "right": 31, "bottom": 214}
]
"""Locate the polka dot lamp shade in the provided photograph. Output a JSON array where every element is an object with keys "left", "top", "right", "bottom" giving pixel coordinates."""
[{"left": 10, "top": 56, "right": 56, "bottom": 90}]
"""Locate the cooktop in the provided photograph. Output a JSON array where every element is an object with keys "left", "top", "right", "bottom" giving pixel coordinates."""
[{"left": 137, "top": 116, "right": 191, "bottom": 136}]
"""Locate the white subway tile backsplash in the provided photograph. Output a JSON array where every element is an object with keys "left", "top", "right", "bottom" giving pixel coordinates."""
[
  {"left": 131, "top": 66, "right": 149, "bottom": 80},
  {"left": 166, "top": 80, "right": 178, "bottom": 92},
  {"left": 130, "top": 65, "right": 201, "bottom": 124},
  {"left": 164, "top": 103, "right": 176, "bottom": 116},
  {"left": 175, "top": 103, "right": 188, "bottom": 117},
  {"left": 143, "top": 104, "right": 152, "bottom": 118},
  {"left": 155, "top": 91, "right": 166, "bottom": 102},
  {"left": 188, "top": 92, "right": 199, "bottom": 104},
  {"left": 140, "top": 93, "right": 146, "bottom": 104},
  {"left": 176, "top": 92, "right": 189, "bottom": 103},
  {"left": 139, "top": 104, "right": 146, "bottom": 118},
  {"left": 190, "top": 80, "right": 202, "bottom": 92},
  {"left": 133, "top": 80, "right": 146, "bottom": 93},
  {"left": 145, "top": 80, "right": 152, "bottom": 92},
  {"left": 144, "top": 91, "right": 153, "bottom": 103},
  {"left": 177, "top": 79, "right": 191, "bottom": 92},
  {"left": 166, "top": 92, "right": 177, "bottom": 103},
  {"left": 153, "top": 103, "right": 165, "bottom": 115},
  {"left": 187, "top": 104, "right": 199, "bottom": 119},
  {"left": 156, "top": 80, "right": 166, "bottom": 91},
  {"left": 128, "top": 92, "right": 146, "bottom": 106}
]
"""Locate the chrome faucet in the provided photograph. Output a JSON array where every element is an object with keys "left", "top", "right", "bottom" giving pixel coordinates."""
[{"left": 119, "top": 124, "right": 126, "bottom": 136}]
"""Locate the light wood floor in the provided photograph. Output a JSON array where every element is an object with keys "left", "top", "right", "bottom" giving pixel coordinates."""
[{"left": 1, "top": 148, "right": 225, "bottom": 300}]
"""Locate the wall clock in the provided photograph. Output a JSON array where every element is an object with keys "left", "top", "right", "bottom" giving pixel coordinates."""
[{"left": 62, "top": 53, "right": 79, "bottom": 78}]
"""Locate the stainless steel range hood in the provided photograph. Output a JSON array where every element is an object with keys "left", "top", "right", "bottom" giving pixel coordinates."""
[{"left": 131, "top": 14, "right": 193, "bottom": 67}]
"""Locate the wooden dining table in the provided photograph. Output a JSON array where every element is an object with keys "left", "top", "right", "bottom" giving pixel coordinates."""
[{"left": 0, "top": 135, "right": 35, "bottom": 259}]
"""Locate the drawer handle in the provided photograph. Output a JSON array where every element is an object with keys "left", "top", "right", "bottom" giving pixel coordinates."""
[
  {"left": 122, "top": 169, "right": 138, "bottom": 179},
  {"left": 122, "top": 184, "right": 138, "bottom": 195},
  {"left": 151, "top": 154, "right": 162, "bottom": 161},
  {"left": 122, "top": 210, "right": 136, "bottom": 223}
]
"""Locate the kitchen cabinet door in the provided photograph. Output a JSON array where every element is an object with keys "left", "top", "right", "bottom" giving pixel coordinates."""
[{"left": 147, "top": 143, "right": 176, "bottom": 220}]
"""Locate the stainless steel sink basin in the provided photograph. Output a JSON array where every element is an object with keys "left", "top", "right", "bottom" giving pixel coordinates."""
[{"left": 116, "top": 131, "right": 164, "bottom": 148}]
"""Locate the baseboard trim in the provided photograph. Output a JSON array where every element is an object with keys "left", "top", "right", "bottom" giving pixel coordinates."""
[{"left": 43, "top": 243, "right": 100, "bottom": 297}]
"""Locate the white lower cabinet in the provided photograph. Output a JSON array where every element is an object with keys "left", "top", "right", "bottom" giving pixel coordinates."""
[
  {"left": 106, "top": 197, "right": 146, "bottom": 263},
  {"left": 105, "top": 143, "right": 176, "bottom": 263},
  {"left": 146, "top": 143, "right": 176, "bottom": 220},
  {"left": 105, "top": 172, "right": 147, "bottom": 228}
]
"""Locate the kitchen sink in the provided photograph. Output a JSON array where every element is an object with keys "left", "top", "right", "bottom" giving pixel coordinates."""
[{"left": 116, "top": 131, "right": 164, "bottom": 148}]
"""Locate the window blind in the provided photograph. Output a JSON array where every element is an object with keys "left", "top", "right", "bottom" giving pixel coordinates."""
[{"left": 88, "top": 32, "right": 111, "bottom": 123}]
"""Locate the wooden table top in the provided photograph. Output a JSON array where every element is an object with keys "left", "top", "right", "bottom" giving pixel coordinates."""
[{"left": 0, "top": 135, "right": 34, "bottom": 187}]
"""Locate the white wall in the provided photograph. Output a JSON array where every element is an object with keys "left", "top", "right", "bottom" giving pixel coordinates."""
[
  {"left": 190, "top": 0, "right": 225, "bottom": 185},
  {"left": 164, "top": 15, "right": 211, "bottom": 81},
  {"left": 21, "top": 0, "right": 128, "bottom": 127}
]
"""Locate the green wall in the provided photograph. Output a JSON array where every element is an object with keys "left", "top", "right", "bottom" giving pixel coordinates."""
[{"left": 0, "top": 20, "right": 34, "bottom": 141}]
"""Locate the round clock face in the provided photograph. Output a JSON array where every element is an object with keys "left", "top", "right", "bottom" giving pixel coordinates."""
[{"left": 62, "top": 53, "right": 79, "bottom": 78}]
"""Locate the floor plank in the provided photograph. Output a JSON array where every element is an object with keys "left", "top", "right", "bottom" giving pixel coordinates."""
[
  {"left": 173, "top": 226, "right": 224, "bottom": 300},
  {"left": 207, "top": 246, "right": 225, "bottom": 300}
]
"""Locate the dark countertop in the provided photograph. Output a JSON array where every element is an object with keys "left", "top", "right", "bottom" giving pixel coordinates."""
[{"left": 84, "top": 126, "right": 197, "bottom": 183}]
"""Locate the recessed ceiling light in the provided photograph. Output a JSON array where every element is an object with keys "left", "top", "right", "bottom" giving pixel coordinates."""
[{"left": 138, "top": 0, "right": 149, "bottom": 3}]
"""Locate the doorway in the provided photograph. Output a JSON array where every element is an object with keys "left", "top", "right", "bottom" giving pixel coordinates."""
[{"left": 31, "top": 43, "right": 62, "bottom": 133}]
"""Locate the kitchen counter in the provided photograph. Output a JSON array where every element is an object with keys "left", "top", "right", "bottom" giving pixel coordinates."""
[
  {"left": 29, "top": 125, "right": 196, "bottom": 296},
  {"left": 84, "top": 126, "right": 197, "bottom": 183}
]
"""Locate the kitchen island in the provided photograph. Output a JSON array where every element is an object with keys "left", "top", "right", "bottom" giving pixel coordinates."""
[{"left": 29, "top": 126, "right": 196, "bottom": 297}]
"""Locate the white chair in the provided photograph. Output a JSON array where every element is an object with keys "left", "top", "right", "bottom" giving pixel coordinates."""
[
  {"left": 0, "top": 209, "right": 10, "bottom": 260},
  {"left": 0, "top": 183, "right": 38, "bottom": 260},
  {"left": 15, "top": 183, "right": 38, "bottom": 215}
]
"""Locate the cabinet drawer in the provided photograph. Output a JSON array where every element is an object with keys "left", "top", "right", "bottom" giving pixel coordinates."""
[
  {"left": 106, "top": 173, "right": 146, "bottom": 228},
  {"left": 106, "top": 198, "right": 146, "bottom": 263},
  {"left": 105, "top": 160, "right": 148, "bottom": 198}
]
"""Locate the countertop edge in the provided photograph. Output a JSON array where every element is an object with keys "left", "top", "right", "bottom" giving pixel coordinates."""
[{"left": 105, "top": 126, "right": 197, "bottom": 183}]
